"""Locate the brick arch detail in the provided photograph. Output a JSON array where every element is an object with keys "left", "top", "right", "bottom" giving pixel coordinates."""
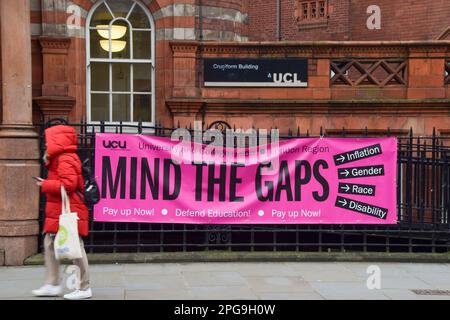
[
  {"left": 82, "top": 0, "right": 167, "bottom": 33},
  {"left": 77, "top": 0, "right": 162, "bottom": 16}
]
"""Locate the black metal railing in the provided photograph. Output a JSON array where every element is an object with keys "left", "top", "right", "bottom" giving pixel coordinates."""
[{"left": 37, "top": 120, "right": 450, "bottom": 254}]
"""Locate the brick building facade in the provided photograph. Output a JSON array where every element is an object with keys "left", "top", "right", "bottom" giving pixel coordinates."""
[
  {"left": 248, "top": 0, "right": 450, "bottom": 41},
  {"left": 0, "top": 0, "right": 449, "bottom": 265}
]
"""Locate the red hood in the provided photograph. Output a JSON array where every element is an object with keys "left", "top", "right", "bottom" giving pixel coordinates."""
[{"left": 44, "top": 125, "right": 78, "bottom": 160}]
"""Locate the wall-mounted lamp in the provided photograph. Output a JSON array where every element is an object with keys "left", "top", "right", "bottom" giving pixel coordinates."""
[
  {"left": 99, "top": 40, "right": 127, "bottom": 53},
  {"left": 97, "top": 25, "right": 127, "bottom": 52},
  {"left": 96, "top": 25, "right": 127, "bottom": 39}
]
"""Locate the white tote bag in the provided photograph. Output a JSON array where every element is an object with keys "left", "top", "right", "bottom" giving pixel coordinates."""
[{"left": 54, "top": 186, "right": 83, "bottom": 260}]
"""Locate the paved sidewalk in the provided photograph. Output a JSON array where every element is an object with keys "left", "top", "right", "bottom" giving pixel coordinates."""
[{"left": 1, "top": 262, "right": 450, "bottom": 300}]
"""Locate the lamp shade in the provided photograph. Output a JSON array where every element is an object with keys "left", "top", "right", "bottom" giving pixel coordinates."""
[
  {"left": 100, "top": 40, "right": 127, "bottom": 52},
  {"left": 96, "top": 25, "right": 127, "bottom": 40}
]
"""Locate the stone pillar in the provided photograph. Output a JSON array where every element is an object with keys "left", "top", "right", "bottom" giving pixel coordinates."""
[
  {"left": 171, "top": 43, "right": 199, "bottom": 98},
  {"left": 34, "top": 0, "right": 75, "bottom": 122},
  {"left": 0, "top": 0, "right": 41, "bottom": 265},
  {"left": 34, "top": 37, "right": 75, "bottom": 123},
  {"left": 407, "top": 46, "right": 447, "bottom": 100}
]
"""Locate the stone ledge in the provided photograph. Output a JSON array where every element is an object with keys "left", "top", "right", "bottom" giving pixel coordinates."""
[
  {"left": 168, "top": 98, "right": 450, "bottom": 116},
  {"left": 0, "top": 220, "right": 40, "bottom": 237},
  {"left": 0, "top": 249, "right": 4, "bottom": 266},
  {"left": 24, "top": 251, "right": 450, "bottom": 265},
  {"left": 171, "top": 40, "right": 450, "bottom": 57}
]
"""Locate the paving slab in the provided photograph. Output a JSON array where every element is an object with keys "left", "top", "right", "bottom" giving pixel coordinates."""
[
  {"left": 190, "top": 286, "right": 257, "bottom": 300},
  {"left": 90, "top": 287, "right": 125, "bottom": 300},
  {"left": 123, "top": 274, "right": 187, "bottom": 290},
  {"left": 378, "top": 276, "right": 433, "bottom": 290},
  {"left": 123, "top": 263, "right": 181, "bottom": 275},
  {"left": 343, "top": 263, "right": 411, "bottom": 278},
  {"left": 245, "top": 276, "right": 315, "bottom": 293},
  {"left": 295, "top": 269, "right": 363, "bottom": 282},
  {"left": 400, "top": 263, "right": 450, "bottom": 274},
  {"left": 381, "top": 289, "right": 450, "bottom": 300},
  {"left": 0, "top": 266, "right": 46, "bottom": 281},
  {"left": 89, "top": 264, "right": 124, "bottom": 273},
  {"left": 256, "top": 292, "right": 325, "bottom": 300},
  {"left": 412, "top": 273, "right": 450, "bottom": 289},
  {"left": 232, "top": 263, "right": 301, "bottom": 277},
  {"left": 309, "top": 281, "right": 389, "bottom": 300},
  {"left": 125, "top": 289, "right": 192, "bottom": 300},
  {"left": 0, "top": 279, "right": 44, "bottom": 299},
  {"left": 183, "top": 271, "right": 248, "bottom": 287},
  {"left": 89, "top": 272, "right": 124, "bottom": 288}
]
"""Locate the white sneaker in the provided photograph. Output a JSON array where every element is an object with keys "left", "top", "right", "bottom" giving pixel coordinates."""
[
  {"left": 63, "top": 288, "right": 92, "bottom": 300},
  {"left": 32, "top": 284, "right": 62, "bottom": 297}
]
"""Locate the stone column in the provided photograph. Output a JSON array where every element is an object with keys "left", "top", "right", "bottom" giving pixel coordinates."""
[
  {"left": 34, "top": 0, "right": 75, "bottom": 123},
  {"left": 171, "top": 42, "right": 199, "bottom": 98},
  {"left": 34, "top": 37, "right": 75, "bottom": 123},
  {"left": 0, "top": 0, "right": 41, "bottom": 265}
]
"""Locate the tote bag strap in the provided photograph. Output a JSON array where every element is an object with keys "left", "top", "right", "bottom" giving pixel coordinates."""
[{"left": 60, "top": 186, "right": 71, "bottom": 215}]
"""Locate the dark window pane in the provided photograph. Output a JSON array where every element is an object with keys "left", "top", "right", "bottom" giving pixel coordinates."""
[
  {"left": 133, "top": 31, "right": 151, "bottom": 59},
  {"left": 91, "top": 63, "right": 109, "bottom": 91},
  {"left": 90, "top": 3, "right": 113, "bottom": 26},
  {"left": 112, "top": 63, "right": 130, "bottom": 92},
  {"left": 90, "top": 28, "right": 108, "bottom": 58},
  {"left": 128, "top": 4, "right": 150, "bottom": 28},
  {"left": 112, "top": 94, "right": 130, "bottom": 122},
  {"left": 106, "top": 0, "right": 134, "bottom": 18},
  {"left": 133, "top": 94, "right": 152, "bottom": 122},
  {"left": 91, "top": 94, "right": 109, "bottom": 121},
  {"left": 133, "top": 64, "right": 151, "bottom": 92}
]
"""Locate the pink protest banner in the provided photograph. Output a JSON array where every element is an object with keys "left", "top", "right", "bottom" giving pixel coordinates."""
[{"left": 94, "top": 134, "right": 397, "bottom": 224}]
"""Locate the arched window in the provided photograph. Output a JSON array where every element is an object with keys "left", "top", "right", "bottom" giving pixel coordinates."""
[{"left": 86, "top": 0, "right": 155, "bottom": 125}]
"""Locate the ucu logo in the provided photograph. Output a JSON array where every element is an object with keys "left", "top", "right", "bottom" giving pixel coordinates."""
[{"left": 103, "top": 140, "right": 127, "bottom": 149}]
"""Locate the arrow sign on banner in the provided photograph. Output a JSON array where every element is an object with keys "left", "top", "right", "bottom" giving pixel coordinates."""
[
  {"left": 333, "top": 144, "right": 382, "bottom": 166},
  {"left": 338, "top": 165, "right": 384, "bottom": 179},
  {"left": 338, "top": 182, "right": 376, "bottom": 196},
  {"left": 335, "top": 196, "right": 388, "bottom": 220},
  {"left": 339, "top": 169, "right": 350, "bottom": 178},
  {"left": 336, "top": 155, "right": 345, "bottom": 163}
]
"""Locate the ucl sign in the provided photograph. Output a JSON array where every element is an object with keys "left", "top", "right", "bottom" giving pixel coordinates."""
[{"left": 204, "top": 58, "right": 308, "bottom": 87}]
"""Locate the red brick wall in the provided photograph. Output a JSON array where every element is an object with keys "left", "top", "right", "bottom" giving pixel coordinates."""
[
  {"left": 247, "top": 0, "right": 450, "bottom": 41},
  {"left": 349, "top": 0, "right": 450, "bottom": 41},
  {"left": 247, "top": 0, "right": 350, "bottom": 41},
  {"left": 247, "top": 0, "right": 277, "bottom": 41}
]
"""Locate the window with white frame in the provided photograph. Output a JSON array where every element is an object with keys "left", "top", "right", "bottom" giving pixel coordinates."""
[{"left": 86, "top": 0, "right": 155, "bottom": 124}]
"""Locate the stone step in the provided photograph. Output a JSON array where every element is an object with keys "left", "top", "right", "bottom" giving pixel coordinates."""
[{"left": 24, "top": 251, "right": 450, "bottom": 265}]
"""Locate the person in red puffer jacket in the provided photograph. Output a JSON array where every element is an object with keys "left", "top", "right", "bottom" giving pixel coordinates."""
[{"left": 32, "top": 124, "right": 92, "bottom": 300}]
